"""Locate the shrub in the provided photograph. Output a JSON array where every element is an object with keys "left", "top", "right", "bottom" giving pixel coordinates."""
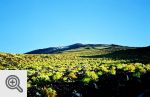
[{"left": 42, "top": 87, "right": 57, "bottom": 97}]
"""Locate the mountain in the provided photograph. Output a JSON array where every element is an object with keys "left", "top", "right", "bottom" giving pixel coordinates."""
[{"left": 25, "top": 43, "right": 131, "bottom": 54}]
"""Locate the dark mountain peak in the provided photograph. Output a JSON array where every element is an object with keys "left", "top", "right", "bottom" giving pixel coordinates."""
[
  {"left": 110, "top": 44, "right": 121, "bottom": 47},
  {"left": 70, "top": 43, "right": 84, "bottom": 46},
  {"left": 68, "top": 43, "right": 85, "bottom": 48}
]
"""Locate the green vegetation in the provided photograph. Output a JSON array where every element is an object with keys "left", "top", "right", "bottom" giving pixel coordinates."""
[{"left": 0, "top": 46, "right": 150, "bottom": 97}]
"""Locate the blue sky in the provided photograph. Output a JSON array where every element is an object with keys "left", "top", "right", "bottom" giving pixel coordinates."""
[{"left": 0, "top": 0, "right": 150, "bottom": 53}]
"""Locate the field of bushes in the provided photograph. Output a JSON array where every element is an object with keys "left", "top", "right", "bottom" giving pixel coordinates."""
[{"left": 0, "top": 47, "right": 150, "bottom": 97}]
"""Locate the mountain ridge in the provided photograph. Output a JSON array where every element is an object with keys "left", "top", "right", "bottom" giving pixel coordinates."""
[{"left": 25, "top": 43, "right": 133, "bottom": 54}]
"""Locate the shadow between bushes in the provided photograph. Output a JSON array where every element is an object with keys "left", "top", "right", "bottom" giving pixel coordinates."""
[
  {"left": 28, "top": 70, "right": 150, "bottom": 97},
  {"left": 56, "top": 71, "right": 150, "bottom": 97}
]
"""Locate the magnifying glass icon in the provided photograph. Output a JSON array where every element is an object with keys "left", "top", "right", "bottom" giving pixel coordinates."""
[{"left": 5, "top": 75, "right": 23, "bottom": 93}]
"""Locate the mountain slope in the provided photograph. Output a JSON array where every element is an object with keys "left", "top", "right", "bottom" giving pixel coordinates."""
[
  {"left": 25, "top": 43, "right": 131, "bottom": 54},
  {"left": 82, "top": 46, "right": 150, "bottom": 64}
]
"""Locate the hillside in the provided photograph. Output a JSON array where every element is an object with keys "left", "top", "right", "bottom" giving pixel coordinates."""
[
  {"left": 26, "top": 43, "right": 132, "bottom": 54},
  {"left": 25, "top": 43, "right": 150, "bottom": 64},
  {"left": 0, "top": 44, "right": 150, "bottom": 97},
  {"left": 81, "top": 46, "right": 150, "bottom": 64}
]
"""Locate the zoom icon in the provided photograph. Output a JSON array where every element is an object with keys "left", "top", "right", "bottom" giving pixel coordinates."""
[{"left": 5, "top": 75, "right": 23, "bottom": 93}]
